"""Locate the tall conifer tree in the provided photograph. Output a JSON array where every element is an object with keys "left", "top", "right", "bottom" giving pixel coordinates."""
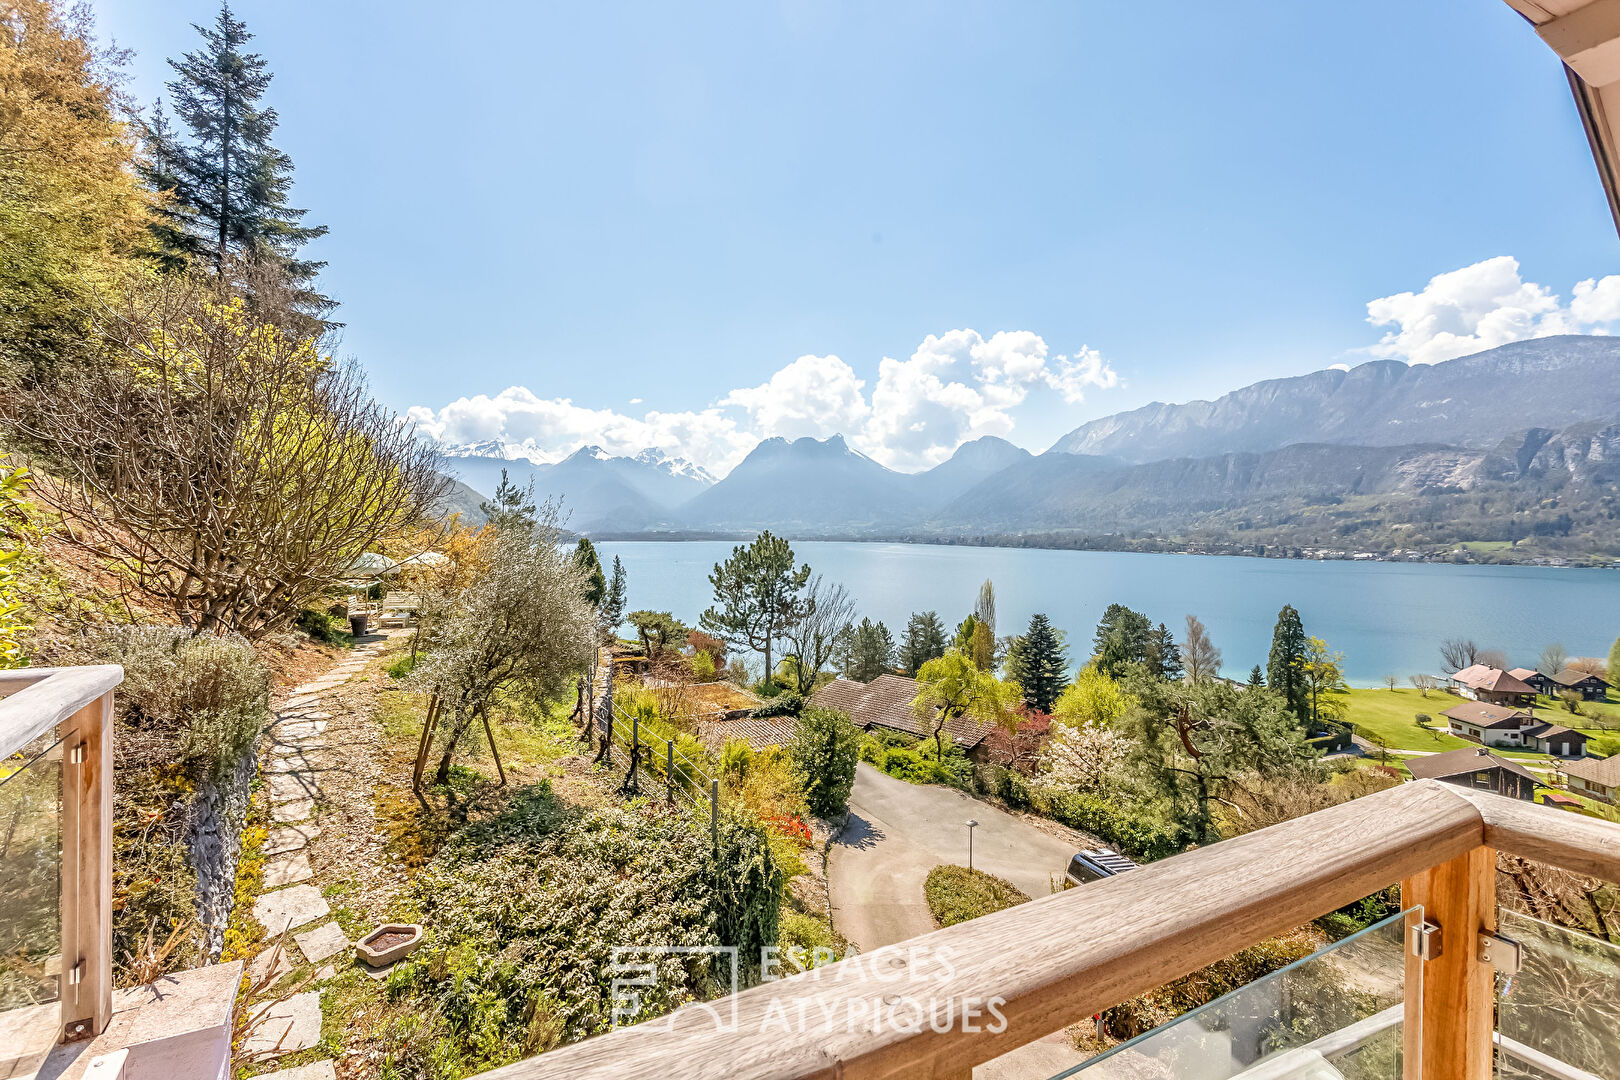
[
  {"left": 1007, "top": 613, "right": 1068, "bottom": 713},
  {"left": 149, "top": 3, "right": 331, "bottom": 315},
  {"left": 900, "top": 611, "right": 947, "bottom": 675},
  {"left": 1267, "top": 604, "right": 1309, "bottom": 723}
]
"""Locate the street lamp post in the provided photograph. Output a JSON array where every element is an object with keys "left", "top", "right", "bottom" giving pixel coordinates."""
[{"left": 965, "top": 819, "right": 979, "bottom": 871}]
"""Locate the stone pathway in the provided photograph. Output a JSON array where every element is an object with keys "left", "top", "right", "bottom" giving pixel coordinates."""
[{"left": 243, "top": 634, "right": 393, "bottom": 1073}]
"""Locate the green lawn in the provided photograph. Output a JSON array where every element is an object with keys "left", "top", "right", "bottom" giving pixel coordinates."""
[
  {"left": 1341, "top": 687, "right": 1618, "bottom": 760},
  {"left": 1342, "top": 687, "right": 1472, "bottom": 753}
]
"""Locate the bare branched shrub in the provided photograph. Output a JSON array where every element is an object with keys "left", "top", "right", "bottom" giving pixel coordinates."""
[{"left": 1, "top": 270, "right": 447, "bottom": 636}]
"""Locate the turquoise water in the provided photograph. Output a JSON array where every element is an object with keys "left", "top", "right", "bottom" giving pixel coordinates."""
[{"left": 593, "top": 541, "right": 1620, "bottom": 686}]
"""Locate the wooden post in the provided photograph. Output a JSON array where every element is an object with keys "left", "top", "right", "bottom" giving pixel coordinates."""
[
  {"left": 59, "top": 690, "right": 113, "bottom": 1040},
  {"left": 1402, "top": 845, "right": 1496, "bottom": 1080},
  {"left": 666, "top": 740, "right": 674, "bottom": 806},
  {"left": 710, "top": 778, "right": 719, "bottom": 850}
]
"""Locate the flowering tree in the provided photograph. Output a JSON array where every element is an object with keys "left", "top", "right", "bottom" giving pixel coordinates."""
[
  {"left": 1041, "top": 721, "right": 1130, "bottom": 794},
  {"left": 912, "top": 649, "right": 1023, "bottom": 758}
]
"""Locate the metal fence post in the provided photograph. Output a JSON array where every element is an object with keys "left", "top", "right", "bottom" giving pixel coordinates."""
[
  {"left": 666, "top": 739, "right": 675, "bottom": 806},
  {"left": 710, "top": 778, "right": 719, "bottom": 850}
]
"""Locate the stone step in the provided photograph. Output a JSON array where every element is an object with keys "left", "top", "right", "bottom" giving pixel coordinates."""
[
  {"left": 262, "top": 851, "right": 313, "bottom": 888},
  {"left": 263, "top": 823, "right": 320, "bottom": 857},
  {"left": 252, "top": 884, "right": 330, "bottom": 934},
  {"left": 293, "top": 921, "right": 349, "bottom": 964},
  {"left": 241, "top": 990, "right": 323, "bottom": 1062},
  {"left": 271, "top": 797, "right": 316, "bottom": 823}
]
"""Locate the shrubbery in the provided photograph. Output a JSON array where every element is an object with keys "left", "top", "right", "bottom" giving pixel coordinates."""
[
  {"left": 386, "top": 784, "right": 784, "bottom": 1073},
  {"left": 859, "top": 733, "right": 972, "bottom": 788},
  {"left": 1028, "top": 788, "right": 1186, "bottom": 862},
  {"left": 79, "top": 624, "right": 268, "bottom": 783},
  {"left": 789, "top": 707, "right": 860, "bottom": 817},
  {"left": 753, "top": 691, "right": 803, "bottom": 718},
  {"left": 924, "top": 865, "right": 1029, "bottom": 927},
  {"left": 295, "top": 606, "right": 353, "bottom": 646}
]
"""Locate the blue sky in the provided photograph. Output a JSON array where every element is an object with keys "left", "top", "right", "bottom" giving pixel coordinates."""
[{"left": 101, "top": 1, "right": 1619, "bottom": 473}]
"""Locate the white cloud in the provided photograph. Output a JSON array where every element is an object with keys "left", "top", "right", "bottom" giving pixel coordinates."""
[
  {"left": 1365, "top": 257, "right": 1620, "bottom": 365},
  {"left": 1045, "top": 345, "right": 1120, "bottom": 404},
  {"left": 718, "top": 354, "right": 869, "bottom": 441},
  {"left": 1571, "top": 275, "right": 1620, "bottom": 325},
  {"left": 410, "top": 328, "right": 1122, "bottom": 476}
]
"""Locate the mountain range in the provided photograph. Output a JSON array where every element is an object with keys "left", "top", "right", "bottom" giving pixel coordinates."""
[{"left": 435, "top": 336, "right": 1620, "bottom": 559}]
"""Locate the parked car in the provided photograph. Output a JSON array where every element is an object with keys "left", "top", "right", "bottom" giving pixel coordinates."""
[{"left": 1064, "top": 848, "right": 1138, "bottom": 887}]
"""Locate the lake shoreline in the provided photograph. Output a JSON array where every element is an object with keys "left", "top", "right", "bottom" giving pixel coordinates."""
[{"left": 584, "top": 531, "right": 1615, "bottom": 571}]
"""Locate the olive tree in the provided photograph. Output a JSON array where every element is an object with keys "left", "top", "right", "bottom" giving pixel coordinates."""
[{"left": 408, "top": 497, "right": 593, "bottom": 803}]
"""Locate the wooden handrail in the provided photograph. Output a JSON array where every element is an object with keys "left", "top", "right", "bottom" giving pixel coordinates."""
[
  {"left": 0, "top": 664, "right": 122, "bottom": 759},
  {"left": 484, "top": 780, "right": 1620, "bottom": 1079},
  {"left": 0, "top": 665, "right": 122, "bottom": 1046}
]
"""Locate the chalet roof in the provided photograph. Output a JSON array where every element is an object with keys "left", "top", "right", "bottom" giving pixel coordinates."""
[
  {"left": 1551, "top": 667, "right": 1611, "bottom": 689},
  {"left": 1451, "top": 665, "right": 1535, "bottom": 695},
  {"left": 697, "top": 714, "right": 798, "bottom": 752},
  {"left": 1507, "top": 668, "right": 1540, "bottom": 683},
  {"left": 1406, "top": 747, "right": 1540, "bottom": 785},
  {"left": 1565, "top": 754, "right": 1620, "bottom": 788},
  {"left": 1519, "top": 721, "right": 1587, "bottom": 744},
  {"left": 809, "top": 674, "right": 993, "bottom": 749},
  {"left": 1442, "top": 701, "right": 1535, "bottom": 729}
]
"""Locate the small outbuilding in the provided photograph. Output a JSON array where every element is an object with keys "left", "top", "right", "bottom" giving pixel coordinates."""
[{"left": 1407, "top": 747, "right": 1539, "bottom": 801}]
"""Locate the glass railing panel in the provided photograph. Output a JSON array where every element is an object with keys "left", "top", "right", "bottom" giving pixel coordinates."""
[
  {"left": 1495, "top": 908, "right": 1620, "bottom": 1080},
  {"left": 1053, "top": 908, "right": 1420, "bottom": 1080},
  {"left": 0, "top": 728, "right": 63, "bottom": 1018}
]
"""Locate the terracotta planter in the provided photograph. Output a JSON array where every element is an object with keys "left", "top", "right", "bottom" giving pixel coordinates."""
[
  {"left": 355, "top": 923, "right": 423, "bottom": 967},
  {"left": 349, "top": 613, "right": 370, "bottom": 637}
]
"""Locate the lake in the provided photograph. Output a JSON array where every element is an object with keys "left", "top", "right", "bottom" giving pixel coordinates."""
[{"left": 593, "top": 541, "right": 1620, "bottom": 687}]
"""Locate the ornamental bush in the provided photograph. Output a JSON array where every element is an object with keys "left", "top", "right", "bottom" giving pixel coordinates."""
[
  {"left": 389, "top": 783, "right": 783, "bottom": 1071},
  {"left": 924, "top": 865, "right": 1029, "bottom": 927},
  {"left": 789, "top": 707, "right": 860, "bottom": 817},
  {"left": 1029, "top": 788, "right": 1186, "bottom": 861}
]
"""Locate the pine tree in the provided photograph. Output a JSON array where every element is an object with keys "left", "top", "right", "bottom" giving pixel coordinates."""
[
  {"left": 700, "top": 530, "right": 810, "bottom": 678},
  {"left": 572, "top": 538, "right": 606, "bottom": 606},
  {"left": 1007, "top": 613, "right": 1068, "bottom": 713},
  {"left": 480, "top": 469, "right": 536, "bottom": 529},
  {"left": 1248, "top": 664, "right": 1265, "bottom": 690},
  {"left": 1092, "top": 603, "right": 1152, "bottom": 678},
  {"left": 136, "top": 97, "right": 201, "bottom": 271},
  {"left": 900, "top": 611, "right": 947, "bottom": 674},
  {"left": 1267, "top": 604, "right": 1309, "bottom": 724},
  {"left": 599, "top": 556, "right": 627, "bottom": 637},
  {"left": 155, "top": 3, "right": 331, "bottom": 314},
  {"left": 842, "top": 618, "right": 894, "bottom": 682},
  {"left": 1148, "top": 622, "right": 1183, "bottom": 681}
]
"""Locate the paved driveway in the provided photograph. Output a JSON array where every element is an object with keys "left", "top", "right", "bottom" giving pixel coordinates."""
[{"left": 828, "top": 763, "right": 1085, "bottom": 952}]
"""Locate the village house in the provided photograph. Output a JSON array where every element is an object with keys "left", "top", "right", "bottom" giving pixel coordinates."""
[
  {"left": 1405, "top": 746, "right": 1540, "bottom": 801},
  {"left": 1547, "top": 667, "right": 1612, "bottom": 701},
  {"left": 1440, "top": 700, "right": 1588, "bottom": 757},
  {"left": 1448, "top": 664, "right": 1537, "bottom": 706},
  {"left": 810, "top": 673, "right": 995, "bottom": 755},
  {"left": 1564, "top": 754, "right": 1620, "bottom": 804}
]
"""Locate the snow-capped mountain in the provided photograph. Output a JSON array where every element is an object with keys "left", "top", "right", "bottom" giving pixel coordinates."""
[{"left": 434, "top": 439, "right": 715, "bottom": 530}]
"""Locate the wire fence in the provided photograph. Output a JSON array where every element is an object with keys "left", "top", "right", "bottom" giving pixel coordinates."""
[{"left": 601, "top": 702, "right": 721, "bottom": 845}]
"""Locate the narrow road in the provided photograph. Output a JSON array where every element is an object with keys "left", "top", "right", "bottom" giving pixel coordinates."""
[
  {"left": 827, "top": 765, "right": 1101, "bottom": 1079},
  {"left": 828, "top": 764, "right": 1086, "bottom": 952}
]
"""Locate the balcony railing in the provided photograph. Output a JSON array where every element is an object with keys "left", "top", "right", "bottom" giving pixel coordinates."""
[
  {"left": 477, "top": 779, "right": 1620, "bottom": 1080},
  {"left": 0, "top": 664, "right": 123, "bottom": 1069}
]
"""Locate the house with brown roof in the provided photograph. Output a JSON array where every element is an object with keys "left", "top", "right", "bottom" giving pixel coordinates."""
[
  {"left": 1448, "top": 665, "right": 1537, "bottom": 706},
  {"left": 1406, "top": 746, "right": 1539, "bottom": 801},
  {"left": 1564, "top": 754, "right": 1620, "bottom": 804},
  {"left": 1548, "top": 667, "right": 1611, "bottom": 702},
  {"left": 1508, "top": 667, "right": 1552, "bottom": 696},
  {"left": 809, "top": 673, "right": 995, "bottom": 752},
  {"left": 1440, "top": 700, "right": 1587, "bottom": 757}
]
